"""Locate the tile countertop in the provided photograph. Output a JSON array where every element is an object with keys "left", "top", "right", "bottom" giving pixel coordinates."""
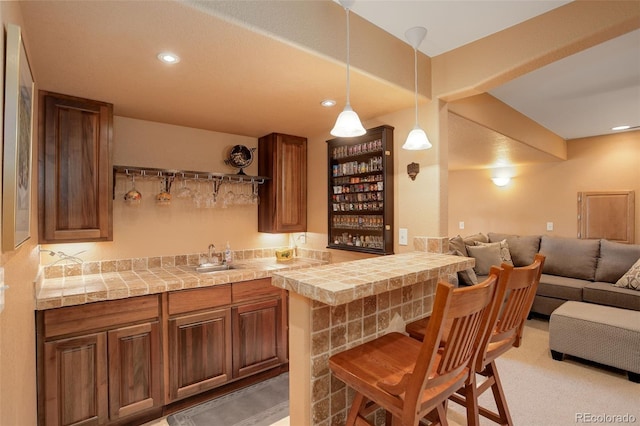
[
  {"left": 36, "top": 257, "right": 326, "bottom": 310},
  {"left": 271, "top": 252, "right": 474, "bottom": 306}
]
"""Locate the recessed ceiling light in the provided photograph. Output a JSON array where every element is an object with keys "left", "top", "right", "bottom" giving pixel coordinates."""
[
  {"left": 611, "top": 125, "right": 631, "bottom": 131},
  {"left": 157, "top": 52, "right": 180, "bottom": 64},
  {"left": 321, "top": 99, "right": 336, "bottom": 107}
]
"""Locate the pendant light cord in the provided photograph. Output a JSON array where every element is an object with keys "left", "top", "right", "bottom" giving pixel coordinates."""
[
  {"left": 413, "top": 47, "right": 418, "bottom": 126},
  {"left": 345, "top": 7, "right": 351, "bottom": 105}
]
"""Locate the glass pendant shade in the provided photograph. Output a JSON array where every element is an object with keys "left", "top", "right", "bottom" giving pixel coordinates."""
[
  {"left": 331, "top": 104, "right": 366, "bottom": 137},
  {"left": 402, "top": 126, "right": 432, "bottom": 150},
  {"left": 332, "top": 1, "right": 365, "bottom": 138},
  {"left": 403, "top": 26, "right": 432, "bottom": 151}
]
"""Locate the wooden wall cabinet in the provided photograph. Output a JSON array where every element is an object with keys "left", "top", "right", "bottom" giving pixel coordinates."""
[
  {"left": 37, "top": 296, "right": 162, "bottom": 426},
  {"left": 327, "top": 125, "right": 394, "bottom": 255},
  {"left": 258, "top": 133, "right": 307, "bottom": 233},
  {"left": 38, "top": 91, "right": 113, "bottom": 243}
]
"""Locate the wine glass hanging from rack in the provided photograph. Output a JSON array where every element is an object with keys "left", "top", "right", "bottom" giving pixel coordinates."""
[{"left": 113, "top": 165, "right": 268, "bottom": 202}]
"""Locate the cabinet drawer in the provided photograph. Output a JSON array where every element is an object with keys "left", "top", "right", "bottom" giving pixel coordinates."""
[
  {"left": 43, "top": 295, "right": 159, "bottom": 339},
  {"left": 168, "top": 284, "right": 232, "bottom": 316},
  {"left": 232, "top": 278, "right": 281, "bottom": 303}
]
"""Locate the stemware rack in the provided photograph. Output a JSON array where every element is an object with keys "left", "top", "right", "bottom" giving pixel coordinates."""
[{"left": 112, "top": 165, "right": 269, "bottom": 199}]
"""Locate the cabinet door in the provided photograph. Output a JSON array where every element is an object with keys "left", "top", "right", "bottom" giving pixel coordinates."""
[
  {"left": 168, "top": 308, "right": 232, "bottom": 401},
  {"left": 232, "top": 297, "right": 286, "bottom": 378},
  {"left": 39, "top": 91, "right": 113, "bottom": 243},
  {"left": 43, "top": 334, "right": 108, "bottom": 426},
  {"left": 258, "top": 133, "right": 307, "bottom": 233},
  {"left": 107, "top": 322, "right": 162, "bottom": 421}
]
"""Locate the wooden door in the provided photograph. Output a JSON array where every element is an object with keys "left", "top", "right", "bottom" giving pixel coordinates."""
[
  {"left": 168, "top": 308, "right": 232, "bottom": 401},
  {"left": 232, "top": 297, "right": 285, "bottom": 378},
  {"left": 39, "top": 91, "right": 113, "bottom": 243},
  {"left": 43, "top": 334, "right": 108, "bottom": 426},
  {"left": 107, "top": 322, "right": 161, "bottom": 421},
  {"left": 258, "top": 133, "right": 307, "bottom": 233},
  {"left": 578, "top": 191, "right": 635, "bottom": 243}
]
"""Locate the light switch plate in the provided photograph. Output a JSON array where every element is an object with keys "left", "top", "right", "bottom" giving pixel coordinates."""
[
  {"left": 459, "top": 221, "right": 465, "bottom": 229},
  {"left": 399, "top": 228, "right": 408, "bottom": 246},
  {"left": 546, "top": 222, "right": 554, "bottom": 231}
]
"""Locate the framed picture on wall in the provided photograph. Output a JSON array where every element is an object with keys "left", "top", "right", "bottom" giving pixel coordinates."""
[{"left": 2, "top": 23, "right": 35, "bottom": 251}]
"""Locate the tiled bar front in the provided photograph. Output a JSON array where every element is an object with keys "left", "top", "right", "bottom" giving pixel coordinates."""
[{"left": 271, "top": 249, "right": 474, "bottom": 425}]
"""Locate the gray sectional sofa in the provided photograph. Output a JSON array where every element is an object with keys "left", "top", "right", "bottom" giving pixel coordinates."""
[{"left": 449, "top": 232, "right": 640, "bottom": 316}]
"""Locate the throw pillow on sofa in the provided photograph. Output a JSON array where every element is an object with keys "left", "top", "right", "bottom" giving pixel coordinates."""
[
  {"left": 463, "top": 232, "right": 489, "bottom": 247},
  {"left": 448, "top": 235, "right": 468, "bottom": 256},
  {"left": 488, "top": 233, "right": 541, "bottom": 267},
  {"left": 595, "top": 239, "right": 640, "bottom": 283},
  {"left": 466, "top": 240, "right": 513, "bottom": 276},
  {"left": 475, "top": 240, "right": 514, "bottom": 266},
  {"left": 615, "top": 258, "right": 640, "bottom": 290},
  {"left": 454, "top": 249, "right": 478, "bottom": 285},
  {"left": 448, "top": 235, "right": 480, "bottom": 285},
  {"left": 539, "top": 236, "right": 599, "bottom": 281}
]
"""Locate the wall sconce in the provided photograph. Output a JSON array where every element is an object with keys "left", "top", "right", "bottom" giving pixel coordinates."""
[
  {"left": 491, "top": 177, "right": 511, "bottom": 187},
  {"left": 407, "top": 162, "right": 420, "bottom": 180}
]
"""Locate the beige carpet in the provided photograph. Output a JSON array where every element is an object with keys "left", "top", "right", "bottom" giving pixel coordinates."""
[
  {"left": 445, "top": 318, "right": 639, "bottom": 426},
  {"left": 146, "top": 319, "right": 638, "bottom": 426}
]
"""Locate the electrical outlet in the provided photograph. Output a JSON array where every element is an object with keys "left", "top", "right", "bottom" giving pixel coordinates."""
[
  {"left": 459, "top": 221, "right": 465, "bottom": 230},
  {"left": 546, "top": 222, "right": 554, "bottom": 231},
  {"left": 297, "top": 233, "right": 307, "bottom": 244},
  {"left": 399, "top": 228, "right": 408, "bottom": 246}
]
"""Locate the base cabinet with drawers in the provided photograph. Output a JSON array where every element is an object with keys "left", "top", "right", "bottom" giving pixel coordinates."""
[
  {"left": 167, "top": 284, "right": 233, "bottom": 402},
  {"left": 37, "top": 295, "right": 162, "bottom": 426},
  {"left": 232, "top": 278, "right": 287, "bottom": 378},
  {"left": 37, "top": 279, "right": 288, "bottom": 426}
]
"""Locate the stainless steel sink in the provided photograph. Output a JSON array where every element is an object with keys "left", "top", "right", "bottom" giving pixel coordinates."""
[{"left": 194, "top": 263, "right": 238, "bottom": 273}]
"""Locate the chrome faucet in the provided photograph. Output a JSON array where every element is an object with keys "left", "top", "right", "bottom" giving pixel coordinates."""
[{"left": 208, "top": 244, "right": 216, "bottom": 264}]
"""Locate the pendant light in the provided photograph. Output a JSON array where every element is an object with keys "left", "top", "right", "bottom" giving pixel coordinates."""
[
  {"left": 402, "top": 26, "right": 432, "bottom": 150},
  {"left": 330, "top": 0, "right": 366, "bottom": 138}
]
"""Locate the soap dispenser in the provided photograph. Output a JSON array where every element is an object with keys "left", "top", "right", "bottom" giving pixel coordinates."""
[{"left": 224, "top": 242, "right": 233, "bottom": 265}]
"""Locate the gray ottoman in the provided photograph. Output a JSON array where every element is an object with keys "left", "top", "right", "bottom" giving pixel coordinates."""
[{"left": 549, "top": 301, "right": 640, "bottom": 382}]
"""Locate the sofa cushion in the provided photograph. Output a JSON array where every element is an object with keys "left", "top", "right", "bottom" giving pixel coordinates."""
[
  {"left": 453, "top": 249, "right": 478, "bottom": 286},
  {"left": 595, "top": 239, "right": 640, "bottom": 283},
  {"left": 614, "top": 258, "right": 640, "bottom": 291},
  {"left": 463, "top": 232, "right": 488, "bottom": 246},
  {"left": 536, "top": 274, "right": 585, "bottom": 301},
  {"left": 475, "top": 240, "right": 514, "bottom": 266},
  {"left": 488, "top": 233, "right": 541, "bottom": 267},
  {"left": 466, "top": 243, "right": 502, "bottom": 276},
  {"left": 584, "top": 281, "right": 640, "bottom": 311},
  {"left": 448, "top": 235, "right": 468, "bottom": 256},
  {"left": 539, "top": 236, "right": 600, "bottom": 281}
]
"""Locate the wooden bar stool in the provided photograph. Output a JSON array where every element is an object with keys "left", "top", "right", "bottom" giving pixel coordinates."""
[
  {"left": 406, "top": 254, "right": 545, "bottom": 425},
  {"left": 329, "top": 273, "right": 501, "bottom": 426}
]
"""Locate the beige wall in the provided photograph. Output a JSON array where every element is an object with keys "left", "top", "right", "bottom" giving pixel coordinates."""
[
  {"left": 448, "top": 130, "right": 640, "bottom": 242},
  {"left": 305, "top": 98, "right": 444, "bottom": 263},
  {"left": 40, "top": 116, "right": 290, "bottom": 263},
  {"left": 0, "top": 2, "right": 39, "bottom": 424},
  {"left": 4, "top": 2, "right": 639, "bottom": 425}
]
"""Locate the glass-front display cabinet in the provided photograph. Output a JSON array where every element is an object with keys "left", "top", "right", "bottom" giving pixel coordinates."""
[{"left": 327, "top": 125, "right": 394, "bottom": 255}]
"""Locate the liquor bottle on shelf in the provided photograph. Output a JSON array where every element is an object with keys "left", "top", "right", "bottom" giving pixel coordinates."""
[{"left": 326, "top": 125, "right": 394, "bottom": 255}]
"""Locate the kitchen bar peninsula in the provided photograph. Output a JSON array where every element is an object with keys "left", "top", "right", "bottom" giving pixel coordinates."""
[{"left": 271, "top": 246, "right": 474, "bottom": 425}]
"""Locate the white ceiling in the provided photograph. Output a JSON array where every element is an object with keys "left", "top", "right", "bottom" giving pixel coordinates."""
[
  {"left": 349, "top": 0, "right": 640, "bottom": 140},
  {"left": 349, "top": 0, "right": 571, "bottom": 57},
  {"left": 18, "top": 0, "right": 640, "bottom": 171}
]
